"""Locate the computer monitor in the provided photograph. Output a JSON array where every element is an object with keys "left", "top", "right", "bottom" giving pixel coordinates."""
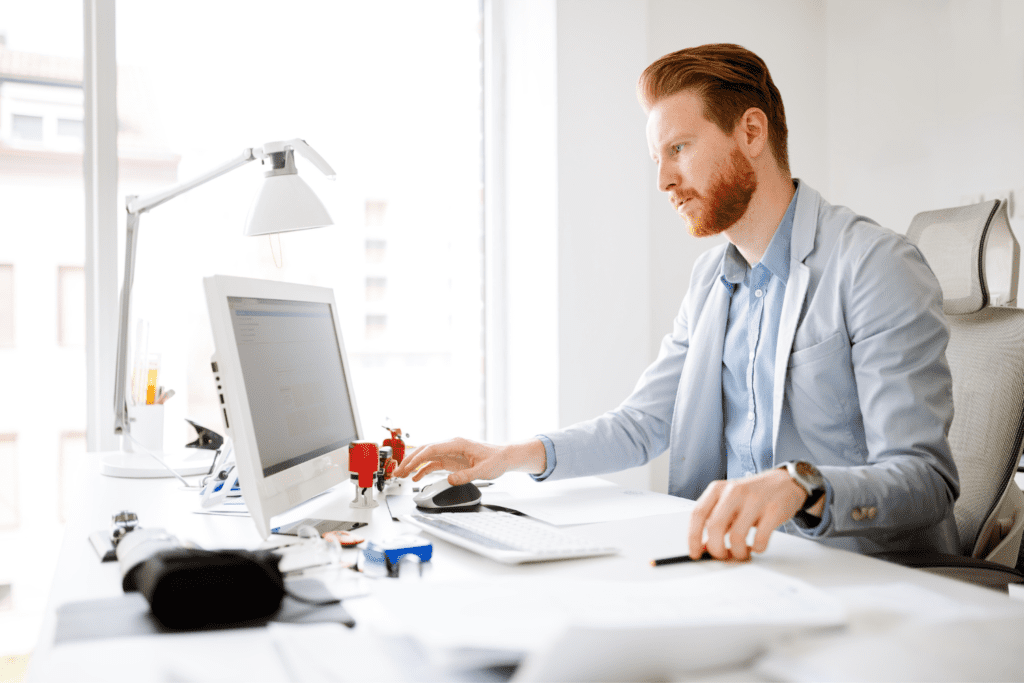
[{"left": 203, "top": 274, "right": 362, "bottom": 538}]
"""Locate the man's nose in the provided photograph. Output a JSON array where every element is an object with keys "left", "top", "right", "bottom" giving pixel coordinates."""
[{"left": 658, "top": 162, "right": 678, "bottom": 193}]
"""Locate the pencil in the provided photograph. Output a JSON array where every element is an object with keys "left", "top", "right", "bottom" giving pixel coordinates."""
[{"left": 650, "top": 551, "right": 713, "bottom": 566}]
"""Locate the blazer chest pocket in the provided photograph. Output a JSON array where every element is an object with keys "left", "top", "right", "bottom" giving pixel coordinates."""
[
  {"left": 788, "top": 331, "right": 847, "bottom": 368},
  {"left": 785, "top": 331, "right": 862, "bottom": 461}
]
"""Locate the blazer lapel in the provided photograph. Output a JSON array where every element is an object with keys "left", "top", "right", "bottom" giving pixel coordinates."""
[
  {"left": 668, "top": 272, "right": 731, "bottom": 498},
  {"left": 772, "top": 180, "right": 819, "bottom": 458},
  {"left": 772, "top": 260, "right": 809, "bottom": 456}
]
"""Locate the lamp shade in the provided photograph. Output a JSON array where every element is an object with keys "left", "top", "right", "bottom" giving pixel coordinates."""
[{"left": 244, "top": 173, "right": 333, "bottom": 236}]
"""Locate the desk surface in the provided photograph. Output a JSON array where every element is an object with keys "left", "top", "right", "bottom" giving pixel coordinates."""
[{"left": 28, "top": 454, "right": 1024, "bottom": 682}]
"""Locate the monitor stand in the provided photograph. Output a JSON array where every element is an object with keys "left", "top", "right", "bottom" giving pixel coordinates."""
[{"left": 268, "top": 479, "right": 376, "bottom": 536}]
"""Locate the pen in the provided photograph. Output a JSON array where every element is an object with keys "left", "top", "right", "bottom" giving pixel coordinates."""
[{"left": 650, "top": 551, "right": 713, "bottom": 566}]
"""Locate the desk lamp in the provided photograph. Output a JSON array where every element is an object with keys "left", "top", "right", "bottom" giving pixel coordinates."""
[{"left": 100, "top": 139, "right": 336, "bottom": 478}]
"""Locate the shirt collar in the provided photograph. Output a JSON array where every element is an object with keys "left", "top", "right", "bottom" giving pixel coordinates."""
[
  {"left": 720, "top": 183, "right": 800, "bottom": 289},
  {"left": 760, "top": 186, "right": 798, "bottom": 283}
]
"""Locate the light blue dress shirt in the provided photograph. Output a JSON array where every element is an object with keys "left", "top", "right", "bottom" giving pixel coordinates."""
[
  {"left": 719, "top": 189, "right": 832, "bottom": 532},
  {"left": 719, "top": 196, "right": 793, "bottom": 480}
]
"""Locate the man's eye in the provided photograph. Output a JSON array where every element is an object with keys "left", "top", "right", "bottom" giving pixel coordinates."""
[{"left": 673, "top": 143, "right": 686, "bottom": 153}]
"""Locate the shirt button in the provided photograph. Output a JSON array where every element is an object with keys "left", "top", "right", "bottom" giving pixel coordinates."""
[
  {"left": 747, "top": 411, "right": 755, "bottom": 421},
  {"left": 749, "top": 352, "right": 755, "bottom": 361},
  {"left": 755, "top": 289, "right": 764, "bottom": 298}
]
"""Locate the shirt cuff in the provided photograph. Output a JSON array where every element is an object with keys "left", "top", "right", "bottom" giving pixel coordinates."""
[
  {"left": 531, "top": 435, "right": 557, "bottom": 481},
  {"left": 793, "top": 478, "right": 834, "bottom": 535}
]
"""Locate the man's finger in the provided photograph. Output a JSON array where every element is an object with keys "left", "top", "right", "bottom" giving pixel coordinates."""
[
  {"left": 449, "top": 465, "right": 485, "bottom": 486},
  {"left": 751, "top": 517, "right": 773, "bottom": 554},
  {"left": 727, "top": 503, "right": 761, "bottom": 561},
  {"left": 412, "top": 461, "right": 446, "bottom": 481},
  {"left": 688, "top": 491, "right": 718, "bottom": 559},
  {"left": 396, "top": 444, "right": 444, "bottom": 477}
]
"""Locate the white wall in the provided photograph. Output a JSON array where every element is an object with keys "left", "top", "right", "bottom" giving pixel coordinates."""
[
  {"left": 554, "top": 1, "right": 653, "bottom": 489},
  {"left": 825, "top": 0, "right": 1024, "bottom": 244},
  {"left": 498, "top": 0, "right": 654, "bottom": 489}
]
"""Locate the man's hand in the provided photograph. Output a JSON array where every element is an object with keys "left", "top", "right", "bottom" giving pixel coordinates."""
[
  {"left": 392, "top": 437, "right": 547, "bottom": 486},
  {"left": 687, "top": 469, "right": 810, "bottom": 561}
]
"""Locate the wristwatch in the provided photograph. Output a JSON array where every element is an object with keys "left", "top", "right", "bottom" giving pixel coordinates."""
[{"left": 778, "top": 461, "right": 825, "bottom": 512}]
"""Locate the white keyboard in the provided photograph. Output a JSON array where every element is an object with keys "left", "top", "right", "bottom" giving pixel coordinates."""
[{"left": 404, "top": 510, "right": 618, "bottom": 564}]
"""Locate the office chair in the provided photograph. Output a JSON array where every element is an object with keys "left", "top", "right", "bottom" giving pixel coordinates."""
[{"left": 877, "top": 198, "right": 1024, "bottom": 591}]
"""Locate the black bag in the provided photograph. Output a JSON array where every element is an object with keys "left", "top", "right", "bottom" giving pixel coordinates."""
[{"left": 133, "top": 548, "right": 285, "bottom": 630}]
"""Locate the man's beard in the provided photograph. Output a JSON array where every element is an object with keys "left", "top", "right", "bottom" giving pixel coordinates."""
[{"left": 680, "top": 147, "right": 757, "bottom": 238}]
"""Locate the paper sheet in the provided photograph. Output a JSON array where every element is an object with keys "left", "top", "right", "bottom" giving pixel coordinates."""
[
  {"left": 497, "top": 482, "right": 695, "bottom": 526},
  {"left": 367, "top": 564, "right": 846, "bottom": 653},
  {"left": 755, "top": 582, "right": 1024, "bottom": 682}
]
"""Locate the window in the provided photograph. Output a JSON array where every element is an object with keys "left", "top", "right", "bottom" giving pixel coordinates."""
[
  {"left": 365, "top": 276, "right": 387, "bottom": 302},
  {"left": 365, "top": 199, "right": 388, "bottom": 227},
  {"left": 366, "top": 314, "right": 388, "bottom": 339},
  {"left": 56, "top": 118, "right": 82, "bottom": 141},
  {"left": 0, "top": 265, "right": 12, "bottom": 347},
  {"left": 57, "top": 265, "right": 85, "bottom": 347},
  {"left": 11, "top": 114, "right": 42, "bottom": 141},
  {"left": 0, "top": 434, "right": 17, "bottom": 530},
  {"left": 365, "top": 239, "right": 387, "bottom": 263},
  {"left": 116, "top": 1, "right": 485, "bottom": 445}
]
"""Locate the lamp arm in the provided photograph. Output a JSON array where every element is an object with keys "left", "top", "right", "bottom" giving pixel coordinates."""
[
  {"left": 113, "top": 208, "right": 141, "bottom": 436},
  {"left": 127, "top": 148, "right": 260, "bottom": 215},
  {"left": 113, "top": 148, "right": 260, "bottom": 437}
]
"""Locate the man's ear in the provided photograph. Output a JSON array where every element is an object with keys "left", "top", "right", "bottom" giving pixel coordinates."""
[{"left": 737, "top": 107, "right": 769, "bottom": 159}]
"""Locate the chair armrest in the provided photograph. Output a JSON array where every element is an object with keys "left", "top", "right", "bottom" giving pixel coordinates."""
[{"left": 872, "top": 551, "right": 1024, "bottom": 593}]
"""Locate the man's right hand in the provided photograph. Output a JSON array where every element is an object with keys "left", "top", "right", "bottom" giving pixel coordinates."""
[{"left": 392, "top": 437, "right": 547, "bottom": 486}]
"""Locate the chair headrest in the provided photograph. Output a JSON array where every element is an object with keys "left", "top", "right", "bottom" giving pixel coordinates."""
[{"left": 906, "top": 199, "right": 1018, "bottom": 314}]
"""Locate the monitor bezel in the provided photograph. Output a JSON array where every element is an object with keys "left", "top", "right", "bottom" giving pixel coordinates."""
[{"left": 203, "top": 274, "right": 360, "bottom": 538}]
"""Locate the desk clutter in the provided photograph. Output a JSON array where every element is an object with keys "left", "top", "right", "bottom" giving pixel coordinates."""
[{"left": 35, "top": 461, "right": 1024, "bottom": 683}]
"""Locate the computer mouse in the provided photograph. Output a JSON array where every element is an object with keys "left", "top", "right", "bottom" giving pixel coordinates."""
[{"left": 413, "top": 479, "right": 482, "bottom": 509}]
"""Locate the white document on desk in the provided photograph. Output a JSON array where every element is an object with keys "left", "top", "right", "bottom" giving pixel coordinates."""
[
  {"left": 494, "top": 479, "right": 695, "bottom": 526},
  {"left": 368, "top": 564, "right": 846, "bottom": 655}
]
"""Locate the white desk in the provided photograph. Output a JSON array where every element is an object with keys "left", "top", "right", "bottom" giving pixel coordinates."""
[{"left": 28, "top": 454, "right": 1024, "bottom": 682}]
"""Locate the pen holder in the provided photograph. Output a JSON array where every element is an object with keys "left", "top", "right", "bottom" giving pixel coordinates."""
[{"left": 127, "top": 404, "right": 165, "bottom": 454}]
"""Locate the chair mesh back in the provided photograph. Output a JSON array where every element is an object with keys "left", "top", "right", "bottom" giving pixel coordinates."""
[
  {"left": 907, "top": 201, "right": 997, "bottom": 315},
  {"left": 944, "top": 308, "right": 1024, "bottom": 556},
  {"left": 909, "top": 199, "right": 1024, "bottom": 557}
]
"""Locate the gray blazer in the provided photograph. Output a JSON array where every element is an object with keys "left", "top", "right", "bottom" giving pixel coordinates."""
[{"left": 543, "top": 181, "right": 960, "bottom": 555}]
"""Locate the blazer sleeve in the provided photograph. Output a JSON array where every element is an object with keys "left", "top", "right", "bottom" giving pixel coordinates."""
[
  {"left": 538, "top": 293, "right": 693, "bottom": 481},
  {"left": 814, "top": 230, "right": 959, "bottom": 541}
]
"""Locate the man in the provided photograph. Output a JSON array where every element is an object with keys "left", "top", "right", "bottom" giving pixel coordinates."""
[{"left": 394, "top": 43, "right": 959, "bottom": 561}]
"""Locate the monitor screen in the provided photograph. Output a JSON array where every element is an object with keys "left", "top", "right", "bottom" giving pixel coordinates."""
[{"left": 227, "top": 296, "right": 359, "bottom": 478}]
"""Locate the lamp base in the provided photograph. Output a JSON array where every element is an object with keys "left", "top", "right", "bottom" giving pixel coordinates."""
[{"left": 99, "top": 449, "right": 214, "bottom": 478}]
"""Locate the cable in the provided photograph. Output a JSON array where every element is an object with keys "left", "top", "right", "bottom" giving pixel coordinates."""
[
  {"left": 283, "top": 589, "right": 340, "bottom": 607},
  {"left": 125, "top": 432, "right": 196, "bottom": 488}
]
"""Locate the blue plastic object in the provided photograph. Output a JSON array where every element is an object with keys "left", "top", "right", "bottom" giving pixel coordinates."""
[{"left": 363, "top": 535, "right": 432, "bottom": 574}]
